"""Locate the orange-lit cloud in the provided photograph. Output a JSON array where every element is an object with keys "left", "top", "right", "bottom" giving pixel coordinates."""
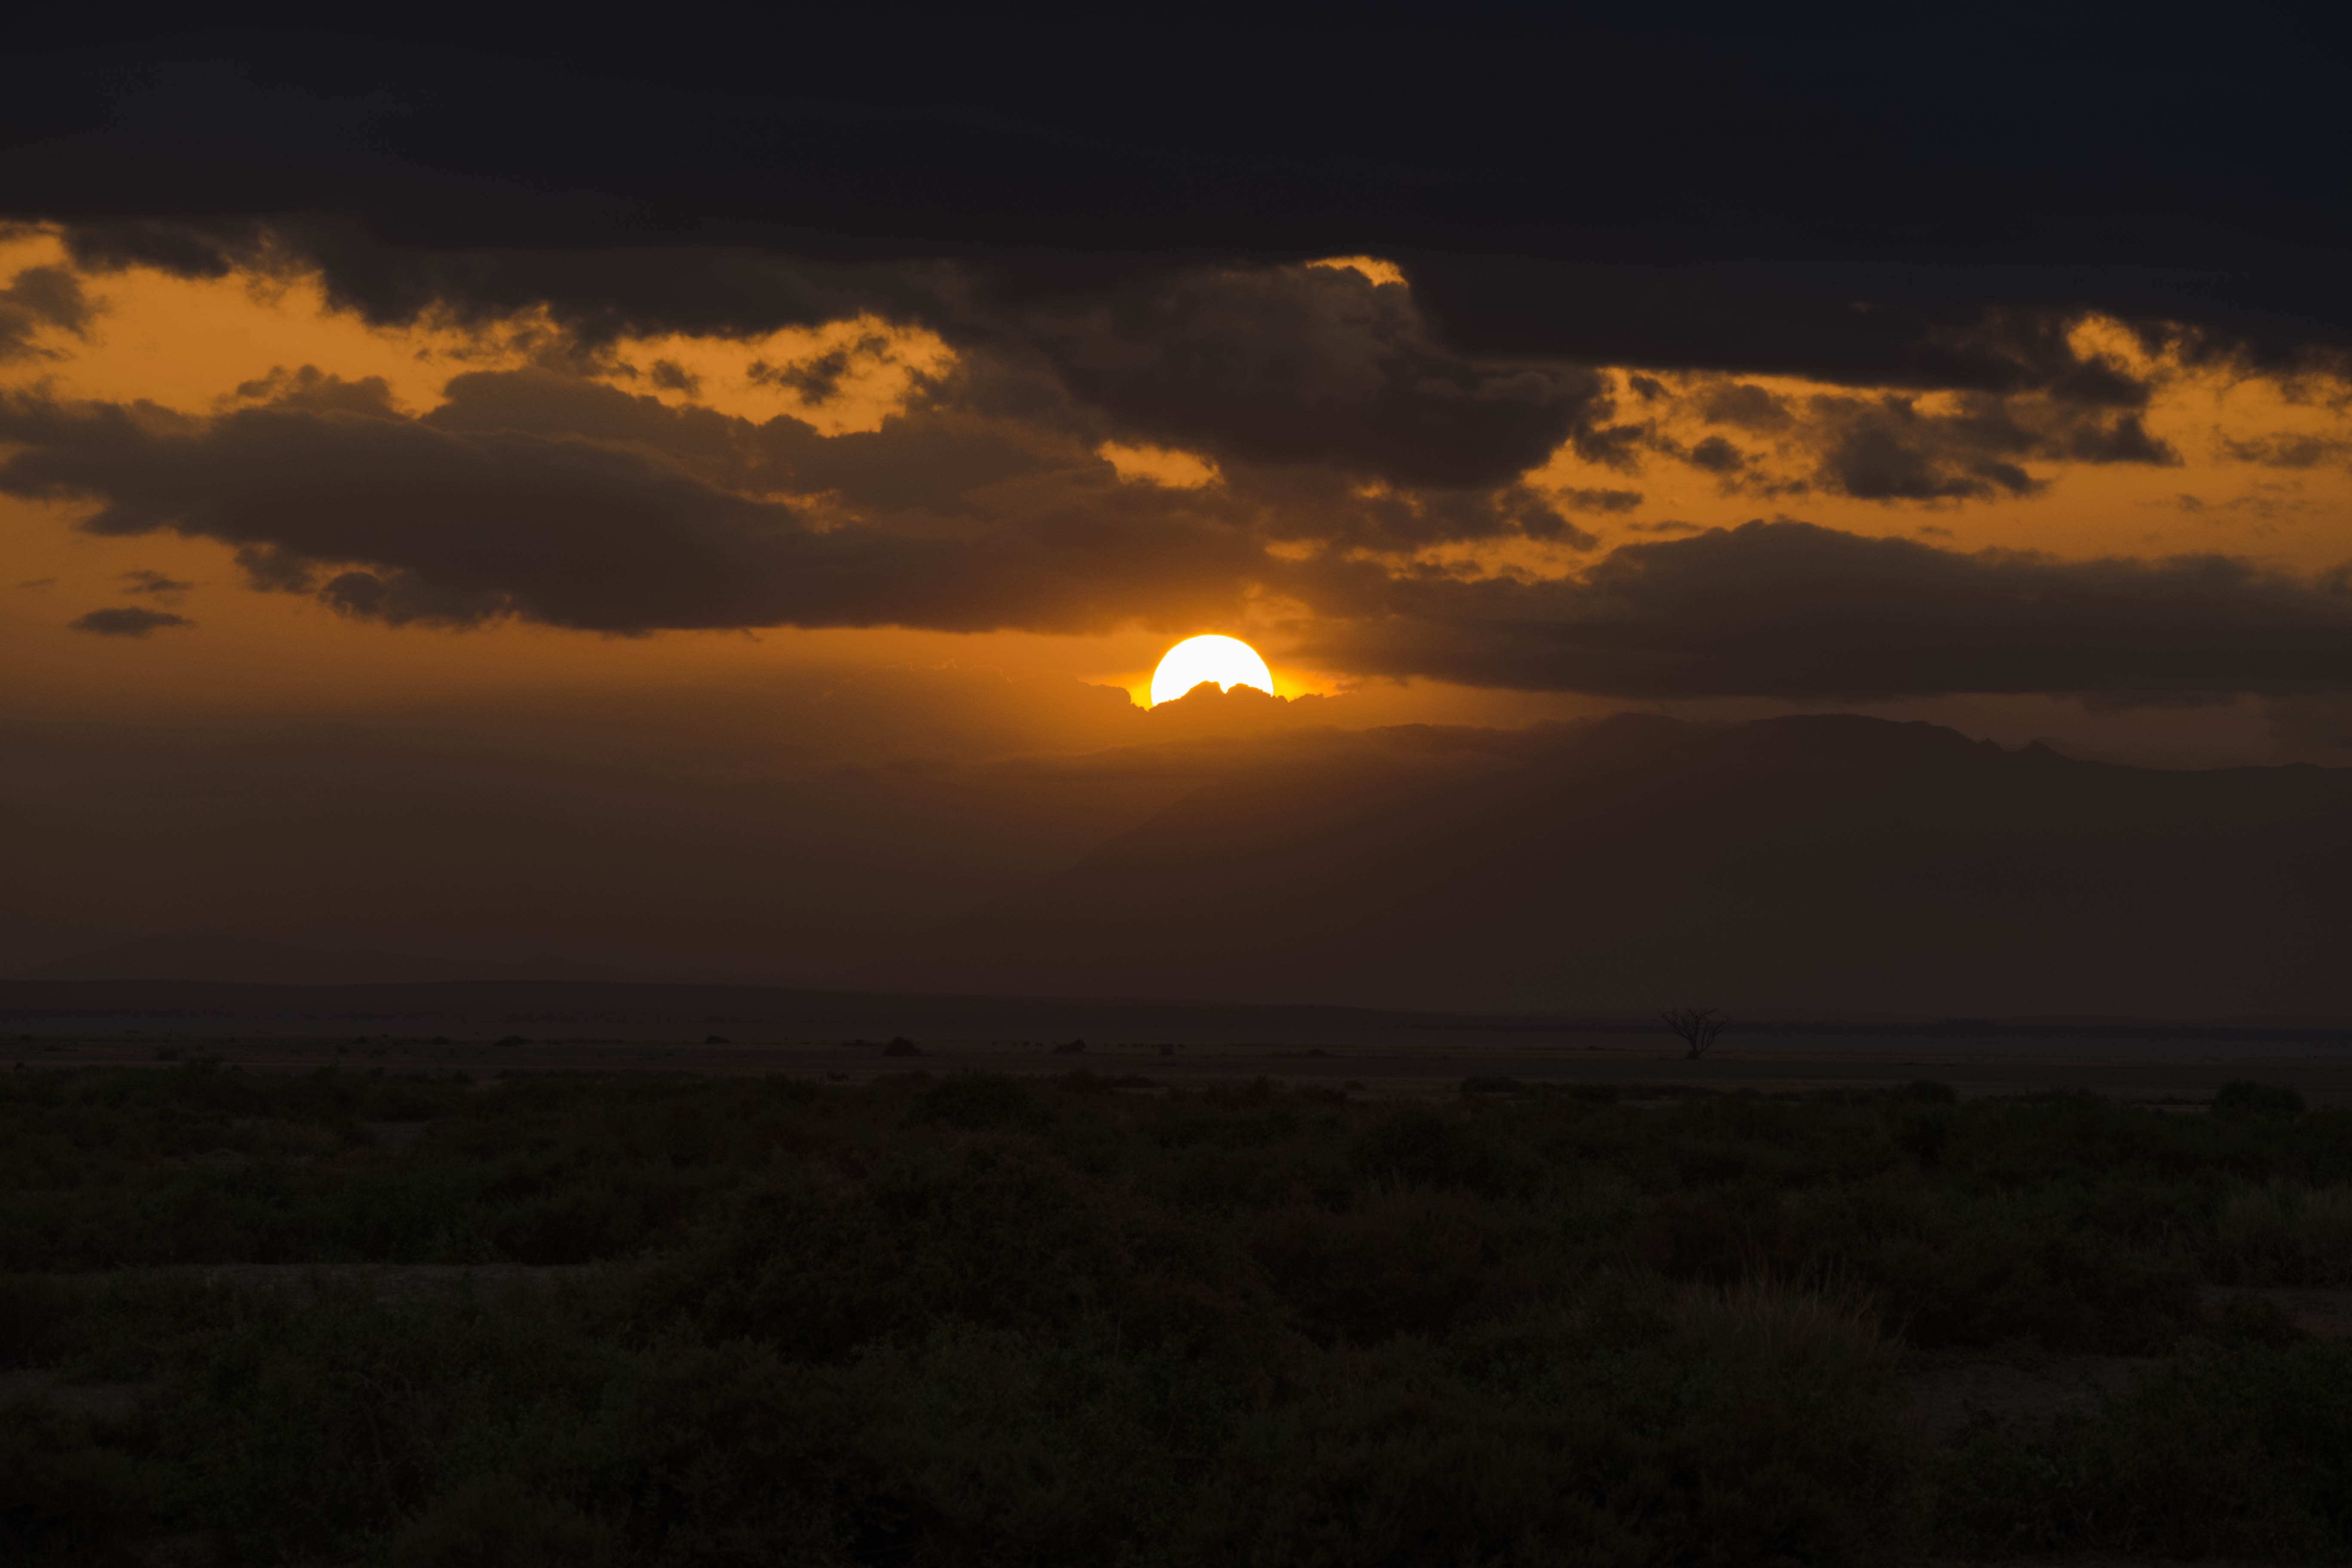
[
  {"left": 1308, "top": 256, "right": 1409, "bottom": 288},
  {"left": 1096, "top": 441, "right": 1219, "bottom": 489}
]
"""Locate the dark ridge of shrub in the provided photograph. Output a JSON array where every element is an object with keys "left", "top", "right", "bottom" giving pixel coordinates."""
[
  {"left": 2202, "top": 1292, "right": 2309, "bottom": 1348},
  {"left": 1461, "top": 1075, "right": 1530, "bottom": 1096},
  {"left": 0, "top": 1397, "right": 174, "bottom": 1565},
  {"left": 635, "top": 1146, "right": 1142, "bottom": 1360},
  {"left": 2213, "top": 1081, "right": 2305, "bottom": 1115},
  {"left": 1060, "top": 1072, "right": 1161, "bottom": 1094},
  {"left": 380, "top": 1477, "right": 620, "bottom": 1568},
  {"left": 1936, "top": 1340, "right": 2352, "bottom": 1561},
  {"left": 910, "top": 1073, "right": 1039, "bottom": 1132},
  {"left": 1893, "top": 1115, "right": 1951, "bottom": 1167},
  {"left": 1352, "top": 1107, "right": 1542, "bottom": 1199}
]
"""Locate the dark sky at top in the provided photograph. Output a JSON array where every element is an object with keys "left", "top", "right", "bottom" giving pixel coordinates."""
[{"left": 12, "top": 2, "right": 2345, "bottom": 383}]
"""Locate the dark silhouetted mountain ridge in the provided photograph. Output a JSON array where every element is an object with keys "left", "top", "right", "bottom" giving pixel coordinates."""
[
  {"left": 923, "top": 713, "right": 2351, "bottom": 1018},
  {"left": 22, "top": 931, "right": 640, "bottom": 986}
]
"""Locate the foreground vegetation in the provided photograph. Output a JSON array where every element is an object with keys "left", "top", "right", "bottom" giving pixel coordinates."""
[{"left": 4, "top": 1063, "right": 2350, "bottom": 1565}]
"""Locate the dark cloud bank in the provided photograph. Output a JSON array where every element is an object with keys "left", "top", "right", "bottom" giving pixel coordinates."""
[
  {"left": 67, "top": 604, "right": 190, "bottom": 637},
  {"left": 1314, "top": 522, "right": 2352, "bottom": 703},
  {"left": 0, "top": 263, "right": 92, "bottom": 361},
  {"left": 10, "top": 3, "right": 2345, "bottom": 383}
]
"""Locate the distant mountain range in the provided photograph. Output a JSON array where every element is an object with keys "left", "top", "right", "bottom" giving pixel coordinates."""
[
  {"left": 22, "top": 931, "right": 641, "bottom": 987},
  {"left": 918, "top": 713, "right": 2352, "bottom": 1019},
  {"left": 28, "top": 714, "right": 2352, "bottom": 1020}
]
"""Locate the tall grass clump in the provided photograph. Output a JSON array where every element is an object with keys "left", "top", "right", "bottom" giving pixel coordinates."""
[
  {"left": 1687, "top": 1271, "right": 1891, "bottom": 1369},
  {"left": 2207, "top": 1182, "right": 2352, "bottom": 1285}
]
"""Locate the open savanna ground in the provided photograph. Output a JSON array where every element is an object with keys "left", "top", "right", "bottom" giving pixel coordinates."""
[{"left": 6, "top": 1064, "right": 2352, "bottom": 1566}]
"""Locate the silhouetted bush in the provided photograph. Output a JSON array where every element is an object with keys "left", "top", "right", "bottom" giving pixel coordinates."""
[
  {"left": 910, "top": 1072, "right": 1039, "bottom": 1132},
  {"left": 1460, "top": 1074, "right": 1529, "bottom": 1095},
  {"left": 1937, "top": 1340, "right": 2352, "bottom": 1561},
  {"left": 2206, "top": 1181, "right": 2352, "bottom": 1285},
  {"left": 1351, "top": 1106, "right": 1542, "bottom": 1198},
  {"left": 2214, "top": 1079, "right": 2305, "bottom": 1114},
  {"left": 0, "top": 1397, "right": 172, "bottom": 1567}
]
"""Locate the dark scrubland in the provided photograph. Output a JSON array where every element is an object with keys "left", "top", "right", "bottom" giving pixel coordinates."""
[{"left": 4, "top": 1064, "right": 2351, "bottom": 1566}]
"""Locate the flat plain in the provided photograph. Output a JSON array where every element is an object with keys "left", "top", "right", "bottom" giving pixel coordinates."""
[{"left": 7, "top": 986, "right": 2352, "bottom": 1565}]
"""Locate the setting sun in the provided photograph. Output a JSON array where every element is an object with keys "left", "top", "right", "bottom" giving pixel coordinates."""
[{"left": 1148, "top": 635, "right": 1274, "bottom": 706}]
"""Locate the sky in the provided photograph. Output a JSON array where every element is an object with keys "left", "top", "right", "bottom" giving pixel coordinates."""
[{"left": 3, "top": 4, "right": 2349, "bottom": 989}]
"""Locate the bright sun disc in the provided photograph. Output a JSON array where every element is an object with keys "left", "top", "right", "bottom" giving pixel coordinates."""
[{"left": 1149, "top": 635, "right": 1274, "bottom": 706}]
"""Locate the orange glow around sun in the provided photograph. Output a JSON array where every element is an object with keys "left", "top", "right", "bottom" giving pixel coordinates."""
[{"left": 1149, "top": 635, "right": 1275, "bottom": 705}]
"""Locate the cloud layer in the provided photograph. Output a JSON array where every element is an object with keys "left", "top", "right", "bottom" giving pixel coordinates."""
[
  {"left": 69, "top": 605, "right": 190, "bottom": 637},
  {"left": 1306, "top": 521, "right": 2352, "bottom": 702},
  {"left": 11, "top": 5, "right": 2346, "bottom": 392},
  {"left": 5, "top": 352, "right": 2347, "bottom": 707}
]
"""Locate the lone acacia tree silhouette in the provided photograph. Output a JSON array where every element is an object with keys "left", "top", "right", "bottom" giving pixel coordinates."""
[{"left": 1662, "top": 1008, "right": 1726, "bottom": 1060}]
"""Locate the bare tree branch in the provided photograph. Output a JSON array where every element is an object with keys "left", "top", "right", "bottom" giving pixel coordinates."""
[{"left": 1661, "top": 1008, "right": 1727, "bottom": 1060}]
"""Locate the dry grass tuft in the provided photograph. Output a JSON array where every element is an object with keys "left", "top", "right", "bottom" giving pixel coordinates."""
[
  {"left": 1683, "top": 1271, "right": 1893, "bottom": 1366},
  {"left": 2210, "top": 1184, "right": 2352, "bottom": 1285}
]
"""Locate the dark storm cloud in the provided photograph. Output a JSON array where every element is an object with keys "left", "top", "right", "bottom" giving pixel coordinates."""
[
  {"left": 1207, "top": 464, "right": 1600, "bottom": 553},
  {"left": 229, "top": 365, "right": 404, "bottom": 416},
  {"left": 1783, "top": 394, "right": 2177, "bottom": 502},
  {"left": 0, "top": 263, "right": 95, "bottom": 361},
  {"left": 751, "top": 334, "right": 895, "bottom": 408},
  {"left": 1568, "top": 423, "right": 1651, "bottom": 473},
  {"left": 1299, "top": 521, "right": 2352, "bottom": 703},
  {"left": 1557, "top": 488, "right": 1643, "bottom": 515},
  {"left": 1589, "top": 380, "right": 2179, "bottom": 500},
  {"left": 1698, "top": 384, "right": 1794, "bottom": 433},
  {"left": 1682, "top": 437, "right": 1745, "bottom": 476},
  {"left": 0, "top": 377, "right": 1270, "bottom": 635},
  {"left": 2217, "top": 433, "right": 2352, "bottom": 470},
  {"left": 1819, "top": 397, "right": 2175, "bottom": 501},
  {"left": 0, "top": 358, "right": 1611, "bottom": 634},
  {"left": 54, "top": 219, "right": 908, "bottom": 345},
  {"left": 110, "top": 242, "right": 1604, "bottom": 495},
  {"left": 12, "top": 6, "right": 2341, "bottom": 398},
  {"left": 69, "top": 605, "right": 191, "bottom": 637},
  {"left": 1029, "top": 263, "right": 1610, "bottom": 489},
  {"left": 1813, "top": 402, "right": 2038, "bottom": 502},
  {"left": 420, "top": 368, "right": 1093, "bottom": 523}
]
